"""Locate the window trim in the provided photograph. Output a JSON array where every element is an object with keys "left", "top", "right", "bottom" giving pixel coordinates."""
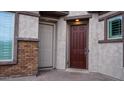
[
  {"left": 105, "top": 14, "right": 123, "bottom": 41},
  {"left": 0, "top": 12, "right": 18, "bottom": 65},
  {"left": 99, "top": 12, "right": 124, "bottom": 43},
  {"left": 107, "top": 16, "right": 122, "bottom": 40}
]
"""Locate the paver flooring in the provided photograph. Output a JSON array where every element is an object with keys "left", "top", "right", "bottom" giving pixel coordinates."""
[{"left": 0, "top": 69, "right": 120, "bottom": 81}]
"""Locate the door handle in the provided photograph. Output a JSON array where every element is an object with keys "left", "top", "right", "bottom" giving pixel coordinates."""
[{"left": 84, "top": 48, "right": 89, "bottom": 55}]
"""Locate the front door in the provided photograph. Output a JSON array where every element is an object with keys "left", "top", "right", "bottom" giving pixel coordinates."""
[
  {"left": 39, "top": 23, "right": 54, "bottom": 68},
  {"left": 70, "top": 25, "right": 88, "bottom": 69}
]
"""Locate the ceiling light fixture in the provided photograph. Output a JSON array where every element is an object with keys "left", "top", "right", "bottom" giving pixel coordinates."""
[{"left": 75, "top": 19, "right": 79, "bottom": 22}]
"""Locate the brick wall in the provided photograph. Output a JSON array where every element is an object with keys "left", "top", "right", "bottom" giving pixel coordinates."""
[{"left": 0, "top": 41, "right": 38, "bottom": 77}]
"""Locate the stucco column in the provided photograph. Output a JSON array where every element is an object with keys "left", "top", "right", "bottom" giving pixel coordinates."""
[
  {"left": 88, "top": 14, "right": 99, "bottom": 72},
  {"left": 56, "top": 17, "right": 67, "bottom": 69}
]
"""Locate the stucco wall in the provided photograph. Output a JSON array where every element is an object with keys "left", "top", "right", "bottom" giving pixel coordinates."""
[
  {"left": 89, "top": 14, "right": 100, "bottom": 72},
  {"left": 18, "top": 14, "right": 39, "bottom": 39},
  {"left": 68, "top": 11, "right": 88, "bottom": 16},
  {"left": 56, "top": 17, "right": 67, "bottom": 69},
  {"left": 98, "top": 43, "right": 123, "bottom": 80},
  {"left": 28, "top": 11, "right": 39, "bottom": 14},
  {"left": 89, "top": 12, "right": 124, "bottom": 80}
]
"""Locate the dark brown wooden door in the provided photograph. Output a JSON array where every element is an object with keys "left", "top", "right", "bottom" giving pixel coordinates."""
[{"left": 70, "top": 25, "right": 88, "bottom": 69}]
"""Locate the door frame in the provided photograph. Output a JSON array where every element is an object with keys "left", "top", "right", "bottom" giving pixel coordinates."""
[
  {"left": 39, "top": 21, "right": 57, "bottom": 69},
  {"left": 66, "top": 20, "right": 89, "bottom": 69}
]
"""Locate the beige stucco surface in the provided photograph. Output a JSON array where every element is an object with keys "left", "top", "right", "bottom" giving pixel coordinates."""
[
  {"left": 29, "top": 11, "right": 39, "bottom": 14},
  {"left": 18, "top": 14, "right": 39, "bottom": 39},
  {"left": 56, "top": 17, "right": 67, "bottom": 69},
  {"left": 89, "top": 14, "right": 100, "bottom": 72},
  {"left": 68, "top": 11, "right": 88, "bottom": 16},
  {"left": 89, "top": 12, "right": 124, "bottom": 80},
  {"left": 98, "top": 43, "right": 123, "bottom": 80}
]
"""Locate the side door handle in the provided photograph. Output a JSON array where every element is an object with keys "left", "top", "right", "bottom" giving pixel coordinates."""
[{"left": 84, "top": 48, "right": 89, "bottom": 55}]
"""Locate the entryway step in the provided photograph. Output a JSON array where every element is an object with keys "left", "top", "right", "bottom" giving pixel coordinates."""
[
  {"left": 38, "top": 67, "right": 54, "bottom": 71},
  {"left": 66, "top": 68, "right": 89, "bottom": 73}
]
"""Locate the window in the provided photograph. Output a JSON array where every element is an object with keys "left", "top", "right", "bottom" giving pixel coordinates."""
[
  {"left": 107, "top": 16, "right": 122, "bottom": 39},
  {"left": 0, "top": 12, "right": 16, "bottom": 64},
  {"left": 98, "top": 12, "right": 124, "bottom": 43}
]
